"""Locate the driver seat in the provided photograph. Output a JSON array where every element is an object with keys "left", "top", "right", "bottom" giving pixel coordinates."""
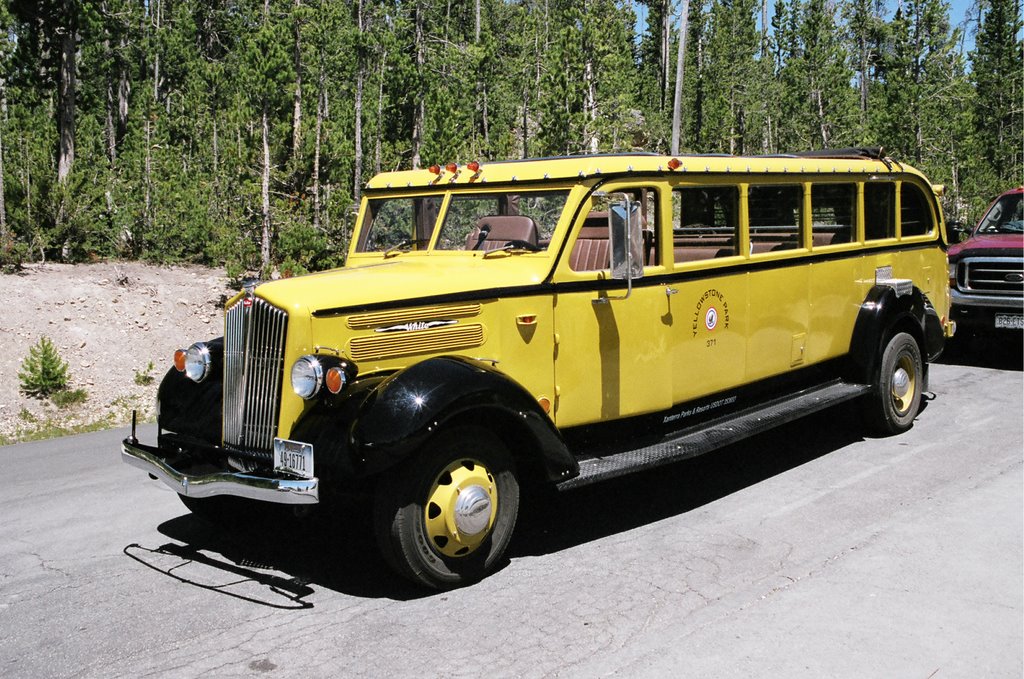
[{"left": 465, "top": 216, "right": 540, "bottom": 251}]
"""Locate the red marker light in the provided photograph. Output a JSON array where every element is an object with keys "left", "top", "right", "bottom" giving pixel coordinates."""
[
  {"left": 173, "top": 349, "right": 187, "bottom": 372},
  {"left": 428, "top": 164, "right": 441, "bottom": 175},
  {"left": 467, "top": 161, "right": 481, "bottom": 173},
  {"left": 445, "top": 162, "right": 459, "bottom": 174},
  {"left": 325, "top": 367, "right": 346, "bottom": 394},
  {"left": 667, "top": 158, "right": 682, "bottom": 170}
]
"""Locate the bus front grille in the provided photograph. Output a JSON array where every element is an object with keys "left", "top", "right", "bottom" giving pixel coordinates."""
[{"left": 223, "top": 296, "right": 289, "bottom": 454}]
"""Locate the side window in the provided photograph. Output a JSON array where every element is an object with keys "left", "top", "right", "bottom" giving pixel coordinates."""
[
  {"left": 570, "top": 188, "right": 659, "bottom": 272},
  {"left": 672, "top": 186, "right": 740, "bottom": 264},
  {"left": 811, "top": 184, "right": 856, "bottom": 246},
  {"left": 900, "top": 183, "right": 933, "bottom": 237},
  {"left": 864, "top": 182, "right": 896, "bottom": 241},
  {"left": 748, "top": 184, "right": 803, "bottom": 253}
]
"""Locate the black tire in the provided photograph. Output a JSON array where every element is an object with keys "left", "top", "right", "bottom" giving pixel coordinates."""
[
  {"left": 862, "top": 331, "right": 924, "bottom": 436},
  {"left": 373, "top": 427, "right": 520, "bottom": 590}
]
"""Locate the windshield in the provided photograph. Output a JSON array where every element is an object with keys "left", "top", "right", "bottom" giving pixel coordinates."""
[
  {"left": 355, "top": 190, "right": 570, "bottom": 254},
  {"left": 977, "top": 193, "right": 1023, "bottom": 234},
  {"left": 435, "top": 190, "right": 569, "bottom": 251},
  {"left": 356, "top": 196, "right": 442, "bottom": 253}
]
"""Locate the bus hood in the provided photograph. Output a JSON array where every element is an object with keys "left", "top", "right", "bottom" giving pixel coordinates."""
[{"left": 249, "top": 257, "right": 550, "bottom": 317}]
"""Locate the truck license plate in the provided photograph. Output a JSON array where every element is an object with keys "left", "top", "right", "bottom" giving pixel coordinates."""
[
  {"left": 995, "top": 314, "right": 1024, "bottom": 330},
  {"left": 273, "top": 438, "right": 314, "bottom": 479}
]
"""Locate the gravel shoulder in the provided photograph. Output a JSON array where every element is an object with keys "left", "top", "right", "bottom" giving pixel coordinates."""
[{"left": 0, "top": 262, "right": 234, "bottom": 442}]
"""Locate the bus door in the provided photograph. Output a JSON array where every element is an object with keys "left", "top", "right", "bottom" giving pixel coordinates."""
[{"left": 551, "top": 183, "right": 673, "bottom": 427}]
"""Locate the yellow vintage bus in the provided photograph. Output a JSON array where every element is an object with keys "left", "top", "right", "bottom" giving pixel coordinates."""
[{"left": 123, "top": 149, "right": 954, "bottom": 589}]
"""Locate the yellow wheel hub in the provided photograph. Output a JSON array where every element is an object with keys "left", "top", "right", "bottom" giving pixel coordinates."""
[
  {"left": 424, "top": 459, "right": 498, "bottom": 558},
  {"left": 891, "top": 355, "right": 917, "bottom": 414}
]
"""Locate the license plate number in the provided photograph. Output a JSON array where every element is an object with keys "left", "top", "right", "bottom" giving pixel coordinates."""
[
  {"left": 273, "top": 438, "right": 314, "bottom": 478},
  {"left": 995, "top": 314, "right": 1024, "bottom": 329}
]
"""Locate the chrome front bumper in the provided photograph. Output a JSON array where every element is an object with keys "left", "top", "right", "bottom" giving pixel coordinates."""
[
  {"left": 950, "top": 287, "right": 1024, "bottom": 310},
  {"left": 121, "top": 438, "right": 319, "bottom": 505}
]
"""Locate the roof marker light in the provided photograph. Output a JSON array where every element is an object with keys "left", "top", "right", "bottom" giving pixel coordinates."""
[
  {"left": 467, "top": 161, "right": 481, "bottom": 173},
  {"left": 667, "top": 158, "right": 682, "bottom": 170},
  {"left": 445, "top": 162, "right": 459, "bottom": 174},
  {"left": 428, "top": 164, "right": 441, "bottom": 175}
]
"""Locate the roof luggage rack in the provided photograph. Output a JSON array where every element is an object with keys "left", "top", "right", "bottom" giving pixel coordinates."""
[{"left": 790, "top": 147, "right": 886, "bottom": 160}]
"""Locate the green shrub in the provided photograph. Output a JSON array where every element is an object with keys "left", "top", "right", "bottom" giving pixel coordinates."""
[
  {"left": 134, "top": 361, "right": 155, "bottom": 386},
  {"left": 52, "top": 388, "right": 88, "bottom": 408},
  {"left": 18, "top": 336, "right": 69, "bottom": 397}
]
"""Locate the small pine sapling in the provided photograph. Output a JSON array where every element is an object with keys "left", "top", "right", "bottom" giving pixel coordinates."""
[{"left": 18, "top": 336, "right": 70, "bottom": 397}]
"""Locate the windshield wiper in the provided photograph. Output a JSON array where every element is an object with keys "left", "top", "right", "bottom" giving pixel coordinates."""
[
  {"left": 383, "top": 238, "right": 427, "bottom": 258},
  {"left": 482, "top": 240, "right": 543, "bottom": 258}
]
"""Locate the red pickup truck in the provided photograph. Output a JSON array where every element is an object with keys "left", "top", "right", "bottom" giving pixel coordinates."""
[{"left": 948, "top": 188, "right": 1024, "bottom": 334}]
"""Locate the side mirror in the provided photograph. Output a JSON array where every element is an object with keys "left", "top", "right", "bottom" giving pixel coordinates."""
[
  {"left": 947, "top": 220, "right": 970, "bottom": 243},
  {"left": 608, "top": 193, "right": 644, "bottom": 283}
]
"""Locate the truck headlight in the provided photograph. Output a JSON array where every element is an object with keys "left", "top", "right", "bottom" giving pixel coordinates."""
[
  {"left": 184, "top": 342, "right": 212, "bottom": 383},
  {"left": 291, "top": 356, "right": 324, "bottom": 399}
]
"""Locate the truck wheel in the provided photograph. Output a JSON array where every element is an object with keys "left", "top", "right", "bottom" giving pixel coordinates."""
[
  {"left": 373, "top": 427, "right": 520, "bottom": 590},
  {"left": 863, "top": 331, "right": 923, "bottom": 436}
]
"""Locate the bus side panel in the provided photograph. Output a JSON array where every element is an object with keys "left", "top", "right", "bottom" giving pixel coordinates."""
[
  {"left": 806, "top": 256, "right": 869, "bottom": 364},
  {"left": 745, "top": 260, "right": 810, "bottom": 383}
]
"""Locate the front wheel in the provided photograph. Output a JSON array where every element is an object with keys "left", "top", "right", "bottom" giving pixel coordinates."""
[
  {"left": 862, "top": 331, "right": 924, "bottom": 436},
  {"left": 373, "top": 427, "right": 520, "bottom": 590}
]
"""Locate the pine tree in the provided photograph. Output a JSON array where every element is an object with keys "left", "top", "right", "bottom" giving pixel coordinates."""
[
  {"left": 18, "top": 336, "right": 70, "bottom": 397},
  {"left": 971, "top": 0, "right": 1023, "bottom": 200}
]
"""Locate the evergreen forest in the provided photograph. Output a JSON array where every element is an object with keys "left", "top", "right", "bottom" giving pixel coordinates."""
[{"left": 0, "top": 0, "right": 1020, "bottom": 276}]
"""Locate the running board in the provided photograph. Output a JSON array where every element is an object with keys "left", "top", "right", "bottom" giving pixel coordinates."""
[{"left": 557, "top": 380, "right": 870, "bottom": 491}]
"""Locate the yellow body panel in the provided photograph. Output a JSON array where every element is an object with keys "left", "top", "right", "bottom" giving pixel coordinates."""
[{"left": 228, "top": 153, "right": 948, "bottom": 442}]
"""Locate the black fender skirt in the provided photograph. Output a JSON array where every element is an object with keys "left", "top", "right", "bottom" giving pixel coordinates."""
[{"left": 291, "top": 356, "right": 579, "bottom": 484}]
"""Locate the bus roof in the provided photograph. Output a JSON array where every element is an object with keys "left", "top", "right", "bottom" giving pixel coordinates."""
[{"left": 364, "top": 149, "right": 926, "bottom": 191}]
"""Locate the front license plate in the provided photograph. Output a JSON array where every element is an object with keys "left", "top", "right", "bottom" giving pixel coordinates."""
[
  {"left": 273, "top": 438, "right": 314, "bottom": 479},
  {"left": 995, "top": 314, "right": 1024, "bottom": 330}
]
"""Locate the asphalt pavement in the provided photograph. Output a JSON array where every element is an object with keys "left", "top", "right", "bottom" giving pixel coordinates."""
[{"left": 0, "top": 354, "right": 1021, "bottom": 678}]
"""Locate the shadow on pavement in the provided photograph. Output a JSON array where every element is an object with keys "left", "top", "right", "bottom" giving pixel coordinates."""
[
  {"left": 938, "top": 332, "right": 1023, "bottom": 372},
  {"left": 125, "top": 405, "right": 872, "bottom": 602},
  {"left": 511, "top": 406, "right": 865, "bottom": 558}
]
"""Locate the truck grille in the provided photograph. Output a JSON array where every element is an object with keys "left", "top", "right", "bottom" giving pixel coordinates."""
[
  {"left": 958, "top": 257, "right": 1024, "bottom": 296},
  {"left": 223, "top": 296, "right": 288, "bottom": 454}
]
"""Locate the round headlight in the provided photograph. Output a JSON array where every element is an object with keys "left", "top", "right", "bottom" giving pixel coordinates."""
[
  {"left": 184, "top": 342, "right": 212, "bottom": 382},
  {"left": 291, "top": 356, "right": 323, "bottom": 399}
]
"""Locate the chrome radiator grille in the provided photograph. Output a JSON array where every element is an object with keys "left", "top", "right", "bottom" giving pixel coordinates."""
[
  {"left": 959, "top": 257, "right": 1024, "bottom": 295},
  {"left": 223, "top": 296, "right": 288, "bottom": 453}
]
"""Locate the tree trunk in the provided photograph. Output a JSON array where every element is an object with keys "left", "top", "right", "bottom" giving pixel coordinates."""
[
  {"left": 152, "top": 0, "right": 161, "bottom": 103},
  {"left": 261, "top": 104, "right": 272, "bottom": 271},
  {"left": 117, "top": 34, "right": 129, "bottom": 151},
  {"left": 144, "top": 116, "right": 153, "bottom": 243},
  {"left": 292, "top": 0, "right": 303, "bottom": 163},
  {"left": 375, "top": 46, "right": 387, "bottom": 174},
  {"left": 0, "top": 78, "right": 6, "bottom": 244},
  {"left": 353, "top": 0, "right": 364, "bottom": 201},
  {"left": 411, "top": 1, "right": 425, "bottom": 169},
  {"left": 670, "top": 0, "right": 690, "bottom": 155},
  {"left": 660, "top": 0, "right": 670, "bottom": 110},
  {"left": 57, "top": 14, "right": 77, "bottom": 185},
  {"left": 314, "top": 72, "right": 324, "bottom": 231}
]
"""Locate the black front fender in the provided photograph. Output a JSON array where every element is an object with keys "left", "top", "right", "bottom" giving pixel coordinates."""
[
  {"left": 293, "top": 356, "right": 577, "bottom": 485},
  {"left": 157, "top": 338, "right": 223, "bottom": 441}
]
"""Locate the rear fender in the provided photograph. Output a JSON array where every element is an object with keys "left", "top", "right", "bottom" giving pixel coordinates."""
[{"left": 848, "top": 286, "right": 943, "bottom": 386}]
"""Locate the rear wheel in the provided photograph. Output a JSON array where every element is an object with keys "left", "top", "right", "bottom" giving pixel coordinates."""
[
  {"left": 373, "top": 427, "right": 520, "bottom": 590},
  {"left": 862, "top": 331, "right": 923, "bottom": 435}
]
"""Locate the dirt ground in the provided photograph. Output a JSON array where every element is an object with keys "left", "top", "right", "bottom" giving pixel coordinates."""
[{"left": 0, "top": 262, "right": 235, "bottom": 441}]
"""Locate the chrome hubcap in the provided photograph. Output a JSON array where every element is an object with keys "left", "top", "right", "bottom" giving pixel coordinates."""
[
  {"left": 892, "top": 367, "right": 911, "bottom": 400},
  {"left": 454, "top": 485, "right": 492, "bottom": 536}
]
